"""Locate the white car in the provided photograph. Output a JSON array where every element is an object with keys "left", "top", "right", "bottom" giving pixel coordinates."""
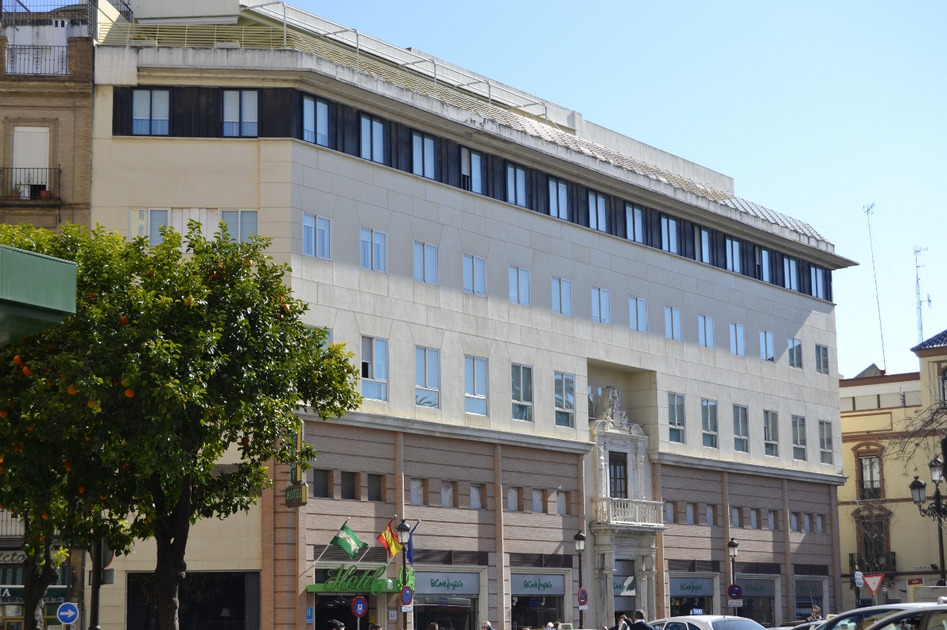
[
  {"left": 860, "top": 604, "right": 947, "bottom": 630},
  {"left": 816, "top": 603, "right": 938, "bottom": 630},
  {"left": 651, "top": 615, "right": 768, "bottom": 630}
]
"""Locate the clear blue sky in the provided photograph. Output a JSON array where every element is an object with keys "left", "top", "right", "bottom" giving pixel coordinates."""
[{"left": 294, "top": 0, "right": 946, "bottom": 378}]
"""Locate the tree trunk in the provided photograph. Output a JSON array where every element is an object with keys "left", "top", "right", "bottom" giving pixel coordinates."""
[
  {"left": 21, "top": 532, "right": 59, "bottom": 630},
  {"left": 152, "top": 475, "right": 193, "bottom": 630}
]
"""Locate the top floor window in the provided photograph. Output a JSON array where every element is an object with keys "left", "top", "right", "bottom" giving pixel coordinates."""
[
  {"left": 661, "top": 215, "right": 678, "bottom": 254},
  {"left": 549, "top": 177, "right": 569, "bottom": 220},
  {"left": 589, "top": 191, "right": 607, "bottom": 232},
  {"left": 507, "top": 163, "right": 527, "bottom": 207},
  {"left": 360, "top": 114, "right": 385, "bottom": 163},
  {"left": 461, "top": 147, "right": 482, "bottom": 193},
  {"left": 412, "top": 131, "right": 436, "bottom": 179},
  {"left": 223, "top": 89, "right": 258, "bottom": 137},
  {"left": 695, "top": 227, "right": 712, "bottom": 264},
  {"left": 726, "top": 237, "right": 741, "bottom": 273},
  {"left": 811, "top": 265, "right": 828, "bottom": 299},
  {"left": 303, "top": 95, "right": 329, "bottom": 146},
  {"left": 784, "top": 256, "right": 799, "bottom": 291},
  {"left": 626, "top": 203, "right": 644, "bottom": 243},
  {"left": 132, "top": 89, "right": 170, "bottom": 136}
]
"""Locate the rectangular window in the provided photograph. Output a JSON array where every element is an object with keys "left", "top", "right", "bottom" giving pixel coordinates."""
[
  {"left": 360, "top": 114, "right": 385, "bottom": 163},
  {"left": 556, "top": 491, "right": 567, "bottom": 515},
  {"left": 221, "top": 210, "right": 258, "bottom": 243},
  {"left": 412, "top": 131, "right": 436, "bottom": 179},
  {"left": 441, "top": 481, "right": 455, "bottom": 508},
  {"left": 698, "top": 314, "right": 714, "bottom": 348},
  {"left": 750, "top": 508, "right": 760, "bottom": 529},
  {"left": 733, "top": 405, "right": 749, "bottom": 453},
  {"left": 131, "top": 208, "right": 168, "bottom": 246},
  {"left": 629, "top": 297, "right": 647, "bottom": 333},
  {"left": 367, "top": 474, "right": 383, "bottom": 502},
  {"left": 506, "top": 163, "right": 527, "bottom": 207},
  {"left": 415, "top": 346, "right": 440, "bottom": 408},
  {"left": 223, "top": 89, "right": 258, "bottom": 137},
  {"left": 665, "top": 501, "right": 676, "bottom": 524},
  {"left": 311, "top": 469, "right": 330, "bottom": 498},
  {"left": 768, "top": 510, "right": 777, "bottom": 530},
  {"left": 788, "top": 337, "right": 803, "bottom": 368},
  {"left": 132, "top": 88, "right": 170, "bottom": 135},
  {"left": 701, "top": 399, "right": 718, "bottom": 448},
  {"left": 549, "top": 177, "right": 569, "bottom": 220},
  {"left": 592, "top": 287, "right": 611, "bottom": 324},
  {"left": 589, "top": 191, "right": 607, "bottom": 232},
  {"left": 764, "top": 410, "right": 779, "bottom": 456},
  {"left": 757, "top": 247, "right": 771, "bottom": 282},
  {"left": 552, "top": 277, "right": 573, "bottom": 316},
  {"left": 360, "top": 228, "right": 387, "bottom": 272},
  {"left": 661, "top": 215, "right": 679, "bottom": 253},
  {"left": 511, "top": 363, "right": 533, "bottom": 421},
  {"left": 470, "top": 483, "right": 483, "bottom": 509},
  {"left": 508, "top": 266, "right": 530, "bottom": 305},
  {"left": 460, "top": 147, "right": 483, "bottom": 193},
  {"left": 554, "top": 371, "right": 576, "bottom": 427},
  {"left": 815, "top": 344, "right": 830, "bottom": 374},
  {"left": 686, "top": 503, "right": 696, "bottom": 525},
  {"left": 816, "top": 514, "right": 824, "bottom": 534},
  {"left": 695, "top": 227, "right": 712, "bottom": 264},
  {"left": 302, "top": 95, "right": 329, "bottom": 146},
  {"left": 819, "top": 420, "right": 833, "bottom": 464},
  {"left": 465, "top": 355, "right": 488, "bottom": 415},
  {"left": 341, "top": 471, "right": 357, "bottom": 500},
  {"left": 811, "top": 265, "right": 827, "bottom": 299},
  {"left": 790, "top": 512, "right": 800, "bottom": 532},
  {"left": 410, "top": 478, "right": 425, "bottom": 505},
  {"left": 705, "top": 504, "right": 716, "bottom": 526},
  {"left": 665, "top": 306, "right": 682, "bottom": 341},
  {"left": 725, "top": 237, "right": 741, "bottom": 273},
  {"left": 783, "top": 256, "right": 799, "bottom": 290},
  {"left": 730, "top": 322, "right": 745, "bottom": 356},
  {"left": 413, "top": 241, "right": 438, "bottom": 284},
  {"left": 792, "top": 415, "right": 807, "bottom": 460},
  {"left": 731, "top": 506, "right": 741, "bottom": 528},
  {"left": 361, "top": 336, "right": 388, "bottom": 401},
  {"left": 760, "top": 330, "right": 775, "bottom": 362},
  {"left": 859, "top": 456, "right": 881, "bottom": 499},
  {"left": 303, "top": 214, "right": 331, "bottom": 259},
  {"left": 507, "top": 487, "right": 520, "bottom": 512},
  {"left": 668, "top": 392, "right": 685, "bottom": 443},
  {"left": 463, "top": 254, "right": 486, "bottom": 296},
  {"left": 625, "top": 203, "right": 644, "bottom": 243},
  {"left": 532, "top": 489, "right": 544, "bottom": 513}
]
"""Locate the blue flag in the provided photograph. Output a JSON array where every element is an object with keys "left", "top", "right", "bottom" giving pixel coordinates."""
[{"left": 405, "top": 521, "right": 419, "bottom": 565}]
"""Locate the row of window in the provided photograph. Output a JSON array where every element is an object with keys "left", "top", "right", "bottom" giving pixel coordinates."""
[
  {"left": 668, "top": 393, "right": 835, "bottom": 463},
  {"left": 310, "top": 470, "right": 570, "bottom": 514},
  {"left": 117, "top": 85, "right": 834, "bottom": 302},
  {"left": 665, "top": 501, "right": 828, "bottom": 534},
  {"left": 362, "top": 336, "right": 577, "bottom": 426}
]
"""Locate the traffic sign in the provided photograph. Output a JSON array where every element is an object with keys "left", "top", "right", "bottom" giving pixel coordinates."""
[
  {"left": 57, "top": 602, "right": 79, "bottom": 625},
  {"left": 863, "top": 573, "right": 884, "bottom": 595},
  {"left": 727, "top": 584, "right": 743, "bottom": 599},
  {"left": 577, "top": 587, "right": 589, "bottom": 606},
  {"left": 728, "top": 599, "right": 743, "bottom": 608},
  {"left": 400, "top": 585, "right": 414, "bottom": 606},
  {"left": 352, "top": 596, "right": 368, "bottom": 618}
]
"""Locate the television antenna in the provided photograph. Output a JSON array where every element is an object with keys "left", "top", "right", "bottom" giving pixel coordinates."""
[
  {"left": 865, "top": 203, "right": 886, "bottom": 371},
  {"left": 915, "top": 246, "right": 929, "bottom": 343}
]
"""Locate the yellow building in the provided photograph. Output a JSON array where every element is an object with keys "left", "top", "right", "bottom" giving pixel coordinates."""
[{"left": 839, "top": 330, "right": 947, "bottom": 610}]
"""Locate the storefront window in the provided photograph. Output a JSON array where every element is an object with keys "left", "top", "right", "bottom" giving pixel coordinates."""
[
  {"left": 127, "top": 571, "right": 260, "bottom": 629},
  {"left": 415, "top": 571, "right": 480, "bottom": 630},
  {"left": 669, "top": 577, "right": 714, "bottom": 616},
  {"left": 740, "top": 578, "right": 777, "bottom": 626},
  {"left": 613, "top": 560, "right": 637, "bottom": 621},
  {"left": 794, "top": 579, "right": 825, "bottom": 620},
  {"left": 511, "top": 574, "right": 564, "bottom": 630}
]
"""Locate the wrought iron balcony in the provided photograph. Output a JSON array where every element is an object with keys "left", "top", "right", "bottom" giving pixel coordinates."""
[
  {"left": 0, "top": 167, "right": 61, "bottom": 203},
  {"left": 849, "top": 552, "right": 897, "bottom": 574},
  {"left": 5, "top": 44, "right": 69, "bottom": 75},
  {"left": 592, "top": 497, "right": 664, "bottom": 530},
  {"left": 0, "top": 509, "right": 25, "bottom": 538}
]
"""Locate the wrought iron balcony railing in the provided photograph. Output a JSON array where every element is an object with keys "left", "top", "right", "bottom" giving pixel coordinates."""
[
  {"left": 5, "top": 44, "right": 69, "bottom": 75},
  {"left": 592, "top": 497, "right": 664, "bottom": 529},
  {"left": 849, "top": 552, "right": 897, "bottom": 574},
  {"left": 0, "top": 167, "right": 61, "bottom": 202}
]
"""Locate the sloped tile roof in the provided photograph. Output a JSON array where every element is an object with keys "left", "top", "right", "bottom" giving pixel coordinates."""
[{"left": 912, "top": 329, "right": 947, "bottom": 352}]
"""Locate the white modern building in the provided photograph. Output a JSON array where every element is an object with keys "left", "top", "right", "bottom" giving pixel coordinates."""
[{"left": 74, "top": 0, "right": 856, "bottom": 628}]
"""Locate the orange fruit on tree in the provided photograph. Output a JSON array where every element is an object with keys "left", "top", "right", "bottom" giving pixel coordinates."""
[
  {"left": 119, "top": 315, "right": 129, "bottom": 325},
  {"left": 67, "top": 384, "right": 78, "bottom": 395},
  {"left": 13, "top": 355, "right": 23, "bottom": 366},
  {"left": 21, "top": 366, "right": 32, "bottom": 376},
  {"left": 124, "top": 387, "right": 135, "bottom": 398},
  {"left": 41, "top": 512, "right": 49, "bottom": 520},
  {"left": 0, "top": 409, "right": 7, "bottom": 418},
  {"left": 78, "top": 485, "right": 86, "bottom": 494}
]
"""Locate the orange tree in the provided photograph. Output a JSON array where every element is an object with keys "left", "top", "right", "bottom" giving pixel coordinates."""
[{"left": 0, "top": 222, "right": 361, "bottom": 630}]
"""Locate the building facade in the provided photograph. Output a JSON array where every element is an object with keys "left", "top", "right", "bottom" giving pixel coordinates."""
[
  {"left": 838, "top": 334, "right": 947, "bottom": 610},
  {"left": 0, "top": 1, "right": 858, "bottom": 628}
]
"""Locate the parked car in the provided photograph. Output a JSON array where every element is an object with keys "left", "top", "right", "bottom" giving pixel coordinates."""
[
  {"left": 860, "top": 604, "right": 947, "bottom": 630},
  {"left": 651, "top": 615, "right": 768, "bottom": 630},
  {"left": 814, "top": 603, "right": 937, "bottom": 630}
]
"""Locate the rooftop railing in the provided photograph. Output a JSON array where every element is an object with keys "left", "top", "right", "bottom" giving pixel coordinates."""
[{"left": 5, "top": 44, "right": 68, "bottom": 75}]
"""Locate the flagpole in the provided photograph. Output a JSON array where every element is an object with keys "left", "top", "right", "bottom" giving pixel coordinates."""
[{"left": 301, "top": 518, "right": 350, "bottom": 577}]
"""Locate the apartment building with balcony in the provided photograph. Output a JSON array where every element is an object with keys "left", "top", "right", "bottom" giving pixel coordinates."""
[
  {"left": 61, "top": 1, "right": 859, "bottom": 628},
  {"left": 839, "top": 333, "right": 947, "bottom": 609},
  {"left": 0, "top": 0, "right": 94, "bottom": 228}
]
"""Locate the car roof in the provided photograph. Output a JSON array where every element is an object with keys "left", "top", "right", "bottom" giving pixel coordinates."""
[{"left": 861, "top": 605, "right": 947, "bottom": 630}]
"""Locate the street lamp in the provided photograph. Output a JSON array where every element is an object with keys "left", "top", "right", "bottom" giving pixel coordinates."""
[
  {"left": 397, "top": 519, "right": 412, "bottom": 630},
  {"left": 909, "top": 456, "right": 947, "bottom": 586},
  {"left": 727, "top": 537, "right": 738, "bottom": 582},
  {"left": 574, "top": 530, "right": 587, "bottom": 629}
]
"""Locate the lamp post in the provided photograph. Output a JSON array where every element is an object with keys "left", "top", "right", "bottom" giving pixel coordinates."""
[
  {"left": 574, "top": 530, "right": 587, "bottom": 629},
  {"left": 727, "top": 538, "right": 739, "bottom": 615},
  {"left": 909, "top": 456, "right": 947, "bottom": 586},
  {"left": 397, "top": 519, "right": 412, "bottom": 630}
]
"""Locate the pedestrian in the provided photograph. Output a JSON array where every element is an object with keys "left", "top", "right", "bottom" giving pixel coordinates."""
[
  {"left": 482, "top": 622, "right": 495, "bottom": 630},
  {"left": 428, "top": 624, "right": 439, "bottom": 630},
  {"left": 547, "top": 623, "right": 556, "bottom": 630},
  {"left": 327, "top": 620, "right": 345, "bottom": 630},
  {"left": 806, "top": 606, "right": 823, "bottom": 622},
  {"left": 617, "top": 615, "right": 632, "bottom": 630},
  {"left": 630, "top": 610, "right": 654, "bottom": 630},
  {"left": 370, "top": 625, "right": 381, "bottom": 630}
]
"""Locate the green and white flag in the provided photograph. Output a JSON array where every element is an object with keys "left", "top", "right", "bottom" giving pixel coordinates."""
[{"left": 330, "top": 523, "right": 368, "bottom": 559}]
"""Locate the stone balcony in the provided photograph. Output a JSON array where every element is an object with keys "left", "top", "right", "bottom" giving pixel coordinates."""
[{"left": 592, "top": 497, "right": 664, "bottom": 530}]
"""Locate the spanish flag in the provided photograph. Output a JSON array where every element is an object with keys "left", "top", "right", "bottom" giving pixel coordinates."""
[{"left": 376, "top": 519, "right": 404, "bottom": 557}]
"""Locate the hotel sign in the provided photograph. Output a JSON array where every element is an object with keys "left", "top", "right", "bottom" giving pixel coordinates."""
[{"left": 307, "top": 564, "right": 414, "bottom": 595}]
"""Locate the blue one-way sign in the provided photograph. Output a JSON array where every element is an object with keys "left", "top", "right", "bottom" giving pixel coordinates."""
[{"left": 57, "top": 602, "right": 79, "bottom": 625}]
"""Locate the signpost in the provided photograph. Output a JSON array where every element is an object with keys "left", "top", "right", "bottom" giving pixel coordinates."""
[
  {"left": 577, "top": 587, "right": 588, "bottom": 611},
  {"left": 863, "top": 573, "right": 884, "bottom": 596},
  {"left": 400, "top": 585, "right": 414, "bottom": 612},
  {"left": 727, "top": 583, "right": 743, "bottom": 609}
]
